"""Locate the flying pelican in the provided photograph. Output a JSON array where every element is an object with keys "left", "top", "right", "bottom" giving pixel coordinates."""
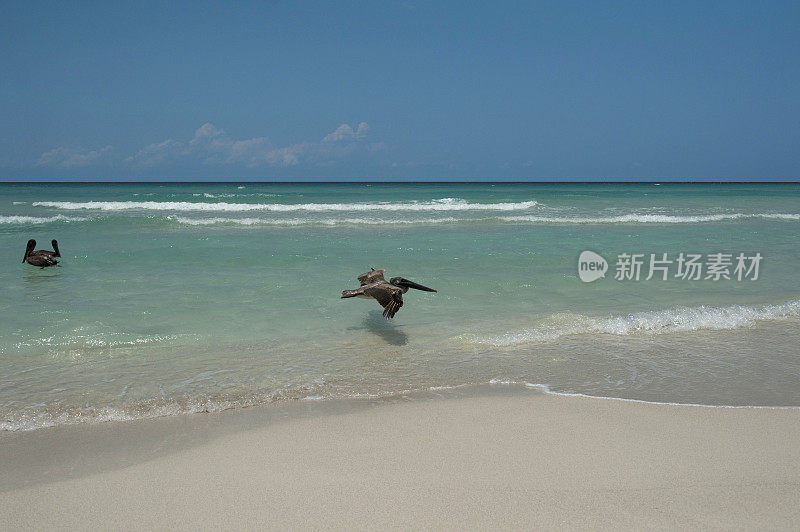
[
  {"left": 30, "top": 239, "right": 61, "bottom": 258},
  {"left": 23, "top": 239, "right": 59, "bottom": 268},
  {"left": 341, "top": 268, "right": 437, "bottom": 319}
]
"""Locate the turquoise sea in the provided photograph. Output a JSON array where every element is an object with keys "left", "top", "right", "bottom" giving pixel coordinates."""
[{"left": 2, "top": 182, "right": 799, "bottom": 431}]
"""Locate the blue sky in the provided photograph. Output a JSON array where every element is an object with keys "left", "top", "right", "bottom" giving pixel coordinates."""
[{"left": 1, "top": 1, "right": 798, "bottom": 181}]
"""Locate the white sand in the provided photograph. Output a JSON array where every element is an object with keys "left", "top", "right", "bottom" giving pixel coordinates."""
[{"left": 2, "top": 391, "right": 799, "bottom": 529}]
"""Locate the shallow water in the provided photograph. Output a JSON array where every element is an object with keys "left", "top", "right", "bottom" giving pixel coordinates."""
[{"left": 2, "top": 182, "right": 799, "bottom": 430}]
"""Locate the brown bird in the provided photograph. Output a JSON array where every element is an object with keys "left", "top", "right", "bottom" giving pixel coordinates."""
[
  {"left": 341, "top": 268, "right": 437, "bottom": 319},
  {"left": 23, "top": 239, "right": 59, "bottom": 268},
  {"left": 30, "top": 239, "right": 61, "bottom": 258}
]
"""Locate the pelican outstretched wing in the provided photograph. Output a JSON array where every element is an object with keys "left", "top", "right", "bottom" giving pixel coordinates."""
[
  {"left": 364, "top": 285, "right": 404, "bottom": 319},
  {"left": 358, "top": 268, "right": 386, "bottom": 286}
]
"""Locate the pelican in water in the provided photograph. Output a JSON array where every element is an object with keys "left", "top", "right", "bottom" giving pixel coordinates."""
[
  {"left": 341, "top": 268, "right": 437, "bottom": 319},
  {"left": 23, "top": 239, "right": 59, "bottom": 268},
  {"left": 30, "top": 239, "right": 61, "bottom": 258}
]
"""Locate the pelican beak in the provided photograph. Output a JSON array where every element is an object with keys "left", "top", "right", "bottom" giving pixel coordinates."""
[{"left": 400, "top": 279, "right": 437, "bottom": 292}]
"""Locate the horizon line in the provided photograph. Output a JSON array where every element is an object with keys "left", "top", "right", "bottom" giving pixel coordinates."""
[{"left": 0, "top": 180, "right": 798, "bottom": 185}]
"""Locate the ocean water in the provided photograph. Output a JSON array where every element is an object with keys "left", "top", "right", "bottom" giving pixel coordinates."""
[{"left": 1, "top": 182, "right": 799, "bottom": 431}]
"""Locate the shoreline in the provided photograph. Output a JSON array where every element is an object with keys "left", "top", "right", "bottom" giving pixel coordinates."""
[
  {"left": 2, "top": 387, "right": 799, "bottom": 529},
  {"left": 6, "top": 378, "right": 800, "bottom": 434}
]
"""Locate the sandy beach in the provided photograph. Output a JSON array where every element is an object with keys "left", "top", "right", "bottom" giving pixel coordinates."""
[{"left": 1, "top": 389, "right": 799, "bottom": 530}]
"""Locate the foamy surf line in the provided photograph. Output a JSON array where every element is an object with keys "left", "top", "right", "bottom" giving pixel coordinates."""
[
  {"left": 5, "top": 375, "right": 798, "bottom": 432},
  {"left": 487, "top": 380, "right": 800, "bottom": 410},
  {"left": 170, "top": 216, "right": 468, "bottom": 226},
  {"left": 0, "top": 215, "right": 90, "bottom": 225},
  {"left": 30, "top": 198, "right": 539, "bottom": 212},
  {"left": 500, "top": 213, "right": 800, "bottom": 223},
  {"left": 167, "top": 213, "right": 800, "bottom": 226},
  {"left": 192, "top": 193, "right": 281, "bottom": 198},
  {"left": 475, "top": 300, "right": 800, "bottom": 346},
  {"left": 0, "top": 382, "right": 476, "bottom": 432},
  {"left": 14, "top": 209, "right": 798, "bottom": 227}
]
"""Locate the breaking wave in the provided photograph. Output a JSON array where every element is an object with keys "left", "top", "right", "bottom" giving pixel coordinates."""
[
  {"left": 475, "top": 300, "right": 800, "bottom": 346},
  {"left": 0, "top": 215, "right": 90, "bottom": 225},
  {"left": 3, "top": 213, "right": 797, "bottom": 229},
  {"left": 169, "top": 216, "right": 467, "bottom": 226},
  {"left": 168, "top": 213, "right": 800, "bottom": 226},
  {"left": 192, "top": 193, "right": 282, "bottom": 198},
  {"left": 31, "top": 198, "right": 539, "bottom": 212},
  {"left": 498, "top": 213, "right": 800, "bottom": 223}
]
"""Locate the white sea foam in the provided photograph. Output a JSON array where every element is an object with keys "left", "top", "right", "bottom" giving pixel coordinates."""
[
  {"left": 20, "top": 206, "right": 797, "bottom": 227},
  {"left": 0, "top": 383, "right": 386, "bottom": 432},
  {"left": 170, "top": 216, "right": 465, "bottom": 226},
  {"left": 476, "top": 301, "right": 800, "bottom": 346},
  {"left": 0, "top": 381, "right": 489, "bottom": 432},
  {"left": 31, "top": 198, "right": 539, "bottom": 212},
  {"left": 14, "top": 331, "right": 186, "bottom": 350},
  {"left": 167, "top": 212, "right": 800, "bottom": 226},
  {"left": 203, "top": 193, "right": 280, "bottom": 198},
  {"left": 0, "top": 215, "right": 90, "bottom": 224},
  {"left": 3, "top": 212, "right": 797, "bottom": 229},
  {"left": 6, "top": 371, "right": 796, "bottom": 431},
  {"left": 0, "top": 398, "right": 247, "bottom": 432},
  {"left": 498, "top": 213, "right": 800, "bottom": 224},
  {"left": 487, "top": 380, "right": 800, "bottom": 409}
]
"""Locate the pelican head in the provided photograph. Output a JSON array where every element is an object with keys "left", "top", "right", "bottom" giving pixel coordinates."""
[
  {"left": 23, "top": 239, "right": 35, "bottom": 262},
  {"left": 51, "top": 239, "right": 60, "bottom": 257},
  {"left": 389, "top": 277, "right": 437, "bottom": 293}
]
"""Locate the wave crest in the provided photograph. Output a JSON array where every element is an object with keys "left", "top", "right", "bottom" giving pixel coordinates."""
[
  {"left": 31, "top": 198, "right": 539, "bottom": 212},
  {"left": 169, "top": 216, "right": 467, "bottom": 226},
  {"left": 475, "top": 301, "right": 800, "bottom": 346},
  {"left": 169, "top": 213, "right": 800, "bottom": 226},
  {"left": 0, "top": 215, "right": 90, "bottom": 225},
  {"left": 499, "top": 213, "right": 800, "bottom": 223}
]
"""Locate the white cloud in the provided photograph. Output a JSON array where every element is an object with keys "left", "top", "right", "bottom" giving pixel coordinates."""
[
  {"left": 127, "top": 122, "right": 376, "bottom": 168},
  {"left": 36, "top": 146, "right": 114, "bottom": 168},
  {"left": 322, "top": 124, "right": 356, "bottom": 143},
  {"left": 191, "top": 124, "right": 274, "bottom": 166},
  {"left": 38, "top": 122, "right": 379, "bottom": 169},
  {"left": 262, "top": 143, "right": 310, "bottom": 166},
  {"left": 321, "top": 122, "right": 370, "bottom": 143},
  {"left": 193, "top": 122, "right": 225, "bottom": 139},
  {"left": 124, "top": 139, "right": 186, "bottom": 166}
]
